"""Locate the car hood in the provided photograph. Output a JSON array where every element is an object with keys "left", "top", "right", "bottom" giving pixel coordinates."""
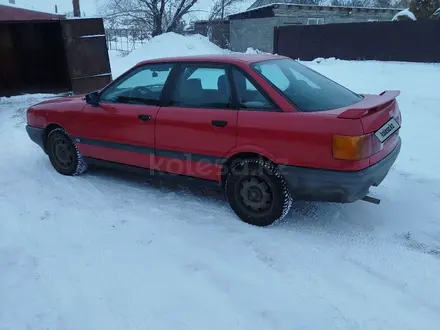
[{"left": 35, "top": 94, "right": 86, "bottom": 106}]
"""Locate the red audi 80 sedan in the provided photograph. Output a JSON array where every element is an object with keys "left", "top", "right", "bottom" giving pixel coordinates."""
[{"left": 26, "top": 54, "right": 402, "bottom": 226}]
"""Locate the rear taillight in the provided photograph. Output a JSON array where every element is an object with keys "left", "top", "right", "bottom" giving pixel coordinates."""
[
  {"left": 26, "top": 107, "right": 33, "bottom": 124},
  {"left": 332, "top": 134, "right": 382, "bottom": 160}
]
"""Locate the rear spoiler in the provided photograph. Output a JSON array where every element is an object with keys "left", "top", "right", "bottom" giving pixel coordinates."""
[{"left": 337, "top": 90, "right": 400, "bottom": 119}]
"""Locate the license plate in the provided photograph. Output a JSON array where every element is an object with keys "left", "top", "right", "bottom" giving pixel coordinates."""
[{"left": 375, "top": 118, "right": 400, "bottom": 143}]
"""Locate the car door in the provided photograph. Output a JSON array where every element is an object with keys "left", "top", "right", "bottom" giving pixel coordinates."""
[
  {"left": 75, "top": 63, "right": 174, "bottom": 170},
  {"left": 232, "top": 66, "right": 296, "bottom": 165},
  {"left": 155, "top": 63, "right": 238, "bottom": 181}
]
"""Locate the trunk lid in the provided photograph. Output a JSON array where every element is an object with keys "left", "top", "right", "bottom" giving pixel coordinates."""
[
  {"left": 336, "top": 90, "right": 402, "bottom": 166},
  {"left": 337, "top": 90, "right": 401, "bottom": 134}
]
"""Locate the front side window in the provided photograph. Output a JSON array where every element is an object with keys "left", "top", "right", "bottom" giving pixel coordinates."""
[
  {"left": 101, "top": 63, "right": 173, "bottom": 105},
  {"left": 169, "top": 66, "right": 231, "bottom": 109},
  {"left": 252, "top": 59, "right": 363, "bottom": 112}
]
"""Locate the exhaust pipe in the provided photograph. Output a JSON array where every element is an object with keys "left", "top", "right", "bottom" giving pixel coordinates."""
[{"left": 361, "top": 195, "right": 381, "bottom": 205}]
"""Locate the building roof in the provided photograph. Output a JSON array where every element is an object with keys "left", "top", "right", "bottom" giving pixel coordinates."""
[
  {"left": 247, "top": 0, "right": 401, "bottom": 11},
  {"left": 229, "top": 2, "right": 402, "bottom": 20},
  {"left": 248, "top": 0, "right": 292, "bottom": 10},
  {"left": 0, "top": 4, "right": 65, "bottom": 21}
]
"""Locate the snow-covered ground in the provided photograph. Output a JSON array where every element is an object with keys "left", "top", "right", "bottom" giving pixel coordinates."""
[{"left": 1, "top": 34, "right": 440, "bottom": 330}]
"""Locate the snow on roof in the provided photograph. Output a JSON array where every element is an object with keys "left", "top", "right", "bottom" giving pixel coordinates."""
[
  {"left": 392, "top": 8, "right": 417, "bottom": 21},
  {"left": 0, "top": 0, "right": 99, "bottom": 17},
  {"left": 0, "top": 4, "right": 65, "bottom": 21},
  {"left": 235, "top": 1, "right": 402, "bottom": 17}
]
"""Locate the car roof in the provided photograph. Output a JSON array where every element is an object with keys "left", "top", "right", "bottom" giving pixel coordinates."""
[{"left": 136, "top": 53, "right": 287, "bottom": 67}]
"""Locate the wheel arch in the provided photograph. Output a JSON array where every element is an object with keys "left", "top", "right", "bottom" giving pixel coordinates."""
[
  {"left": 43, "top": 123, "right": 66, "bottom": 152},
  {"left": 221, "top": 151, "right": 275, "bottom": 185}
]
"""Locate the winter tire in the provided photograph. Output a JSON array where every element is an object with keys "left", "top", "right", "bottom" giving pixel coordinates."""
[
  {"left": 46, "top": 128, "right": 88, "bottom": 176},
  {"left": 225, "top": 159, "right": 292, "bottom": 226}
]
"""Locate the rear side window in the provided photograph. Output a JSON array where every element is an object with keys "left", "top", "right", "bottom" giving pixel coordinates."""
[
  {"left": 169, "top": 66, "right": 232, "bottom": 109},
  {"left": 252, "top": 59, "right": 363, "bottom": 112},
  {"left": 232, "top": 68, "right": 274, "bottom": 110}
]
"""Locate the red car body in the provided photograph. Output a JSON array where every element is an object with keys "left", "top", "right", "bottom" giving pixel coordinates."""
[{"left": 26, "top": 53, "right": 401, "bottom": 207}]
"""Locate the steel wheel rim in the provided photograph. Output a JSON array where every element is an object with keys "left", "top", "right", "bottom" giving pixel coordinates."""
[
  {"left": 238, "top": 176, "right": 273, "bottom": 212},
  {"left": 52, "top": 137, "right": 74, "bottom": 170}
]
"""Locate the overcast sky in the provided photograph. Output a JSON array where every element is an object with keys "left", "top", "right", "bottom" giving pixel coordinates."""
[{"left": 5, "top": 0, "right": 253, "bottom": 20}]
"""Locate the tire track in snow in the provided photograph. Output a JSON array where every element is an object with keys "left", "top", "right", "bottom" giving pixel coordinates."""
[{"left": 346, "top": 257, "right": 440, "bottom": 314}]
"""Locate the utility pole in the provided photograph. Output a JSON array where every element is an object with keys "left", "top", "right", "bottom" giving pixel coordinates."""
[
  {"left": 221, "top": 0, "right": 225, "bottom": 20},
  {"left": 73, "top": 0, "right": 81, "bottom": 17}
]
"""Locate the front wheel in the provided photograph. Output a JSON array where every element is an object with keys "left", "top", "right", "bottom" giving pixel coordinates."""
[
  {"left": 46, "top": 128, "right": 88, "bottom": 176},
  {"left": 225, "top": 159, "right": 292, "bottom": 226}
]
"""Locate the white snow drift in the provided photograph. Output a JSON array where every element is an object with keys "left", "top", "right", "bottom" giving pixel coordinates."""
[
  {"left": 1, "top": 33, "right": 440, "bottom": 330},
  {"left": 110, "top": 32, "right": 226, "bottom": 78},
  {"left": 392, "top": 8, "right": 417, "bottom": 21}
]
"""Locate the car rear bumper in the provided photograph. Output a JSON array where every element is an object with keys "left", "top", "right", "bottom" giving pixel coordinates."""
[
  {"left": 26, "top": 125, "right": 45, "bottom": 152},
  {"left": 278, "top": 137, "right": 401, "bottom": 203}
]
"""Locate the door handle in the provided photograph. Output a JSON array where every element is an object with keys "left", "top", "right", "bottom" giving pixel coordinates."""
[
  {"left": 212, "top": 120, "right": 228, "bottom": 128},
  {"left": 138, "top": 114, "right": 152, "bottom": 122}
]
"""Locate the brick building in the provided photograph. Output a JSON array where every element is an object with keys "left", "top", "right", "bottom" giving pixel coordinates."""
[{"left": 229, "top": 2, "right": 401, "bottom": 52}]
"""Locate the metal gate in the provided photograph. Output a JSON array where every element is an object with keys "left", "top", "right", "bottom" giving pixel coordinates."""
[{"left": 61, "top": 18, "right": 112, "bottom": 94}]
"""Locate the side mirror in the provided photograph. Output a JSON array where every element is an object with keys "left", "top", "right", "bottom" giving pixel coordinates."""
[{"left": 85, "top": 91, "right": 100, "bottom": 107}]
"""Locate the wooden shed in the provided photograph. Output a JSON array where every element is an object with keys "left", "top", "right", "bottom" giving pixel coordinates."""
[{"left": 0, "top": 5, "right": 112, "bottom": 97}]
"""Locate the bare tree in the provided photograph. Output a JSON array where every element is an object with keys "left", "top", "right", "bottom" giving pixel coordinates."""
[
  {"left": 374, "top": 0, "right": 392, "bottom": 7},
  {"left": 100, "top": 0, "right": 200, "bottom": 37},
  {"left": 392, "top": 0, "right": 411, "bottom": 7},
  {"left": 350, "top": 0, "right": 374, "bottom": 6},
  {"left": 409, "top": 0, "right": 440, "bottom": 18},
  {"left": 207, "top": 0, "right": 249, "bottom": 21}
]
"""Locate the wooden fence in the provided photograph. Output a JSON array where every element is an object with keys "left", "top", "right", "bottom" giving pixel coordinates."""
[{"left": 274, "top": 20, "right": 440, "bottom": 62}]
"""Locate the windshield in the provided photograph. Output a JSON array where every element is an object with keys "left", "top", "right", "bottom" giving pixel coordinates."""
[{"left": 252, "top": 59, "right": 363, "bottom": 112}]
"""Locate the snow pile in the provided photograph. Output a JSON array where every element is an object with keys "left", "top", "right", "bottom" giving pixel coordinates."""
[
  {"left": 110, "top": 32, "right": 227, "bottom": 78},
  {"left": 392, "top": 8, "right": 417, "bottom": 21},
  {"left": 310, "top": 57, "right": 338, "bottom": 64},
  {"left": 244, "top": 47, "right": 272, "bottom": 55}
]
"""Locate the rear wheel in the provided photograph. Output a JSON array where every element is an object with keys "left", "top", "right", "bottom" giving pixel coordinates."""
[
  {"left": 46, "top": 128, "right": 87, "bottom": 176},
  {"left": 225, "top": 159, "right": 292, "bottom": 226}
]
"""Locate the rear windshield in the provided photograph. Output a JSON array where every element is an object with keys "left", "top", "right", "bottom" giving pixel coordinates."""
[{"left": 251, "top": 59, "right": 363, "bottom": 112}]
